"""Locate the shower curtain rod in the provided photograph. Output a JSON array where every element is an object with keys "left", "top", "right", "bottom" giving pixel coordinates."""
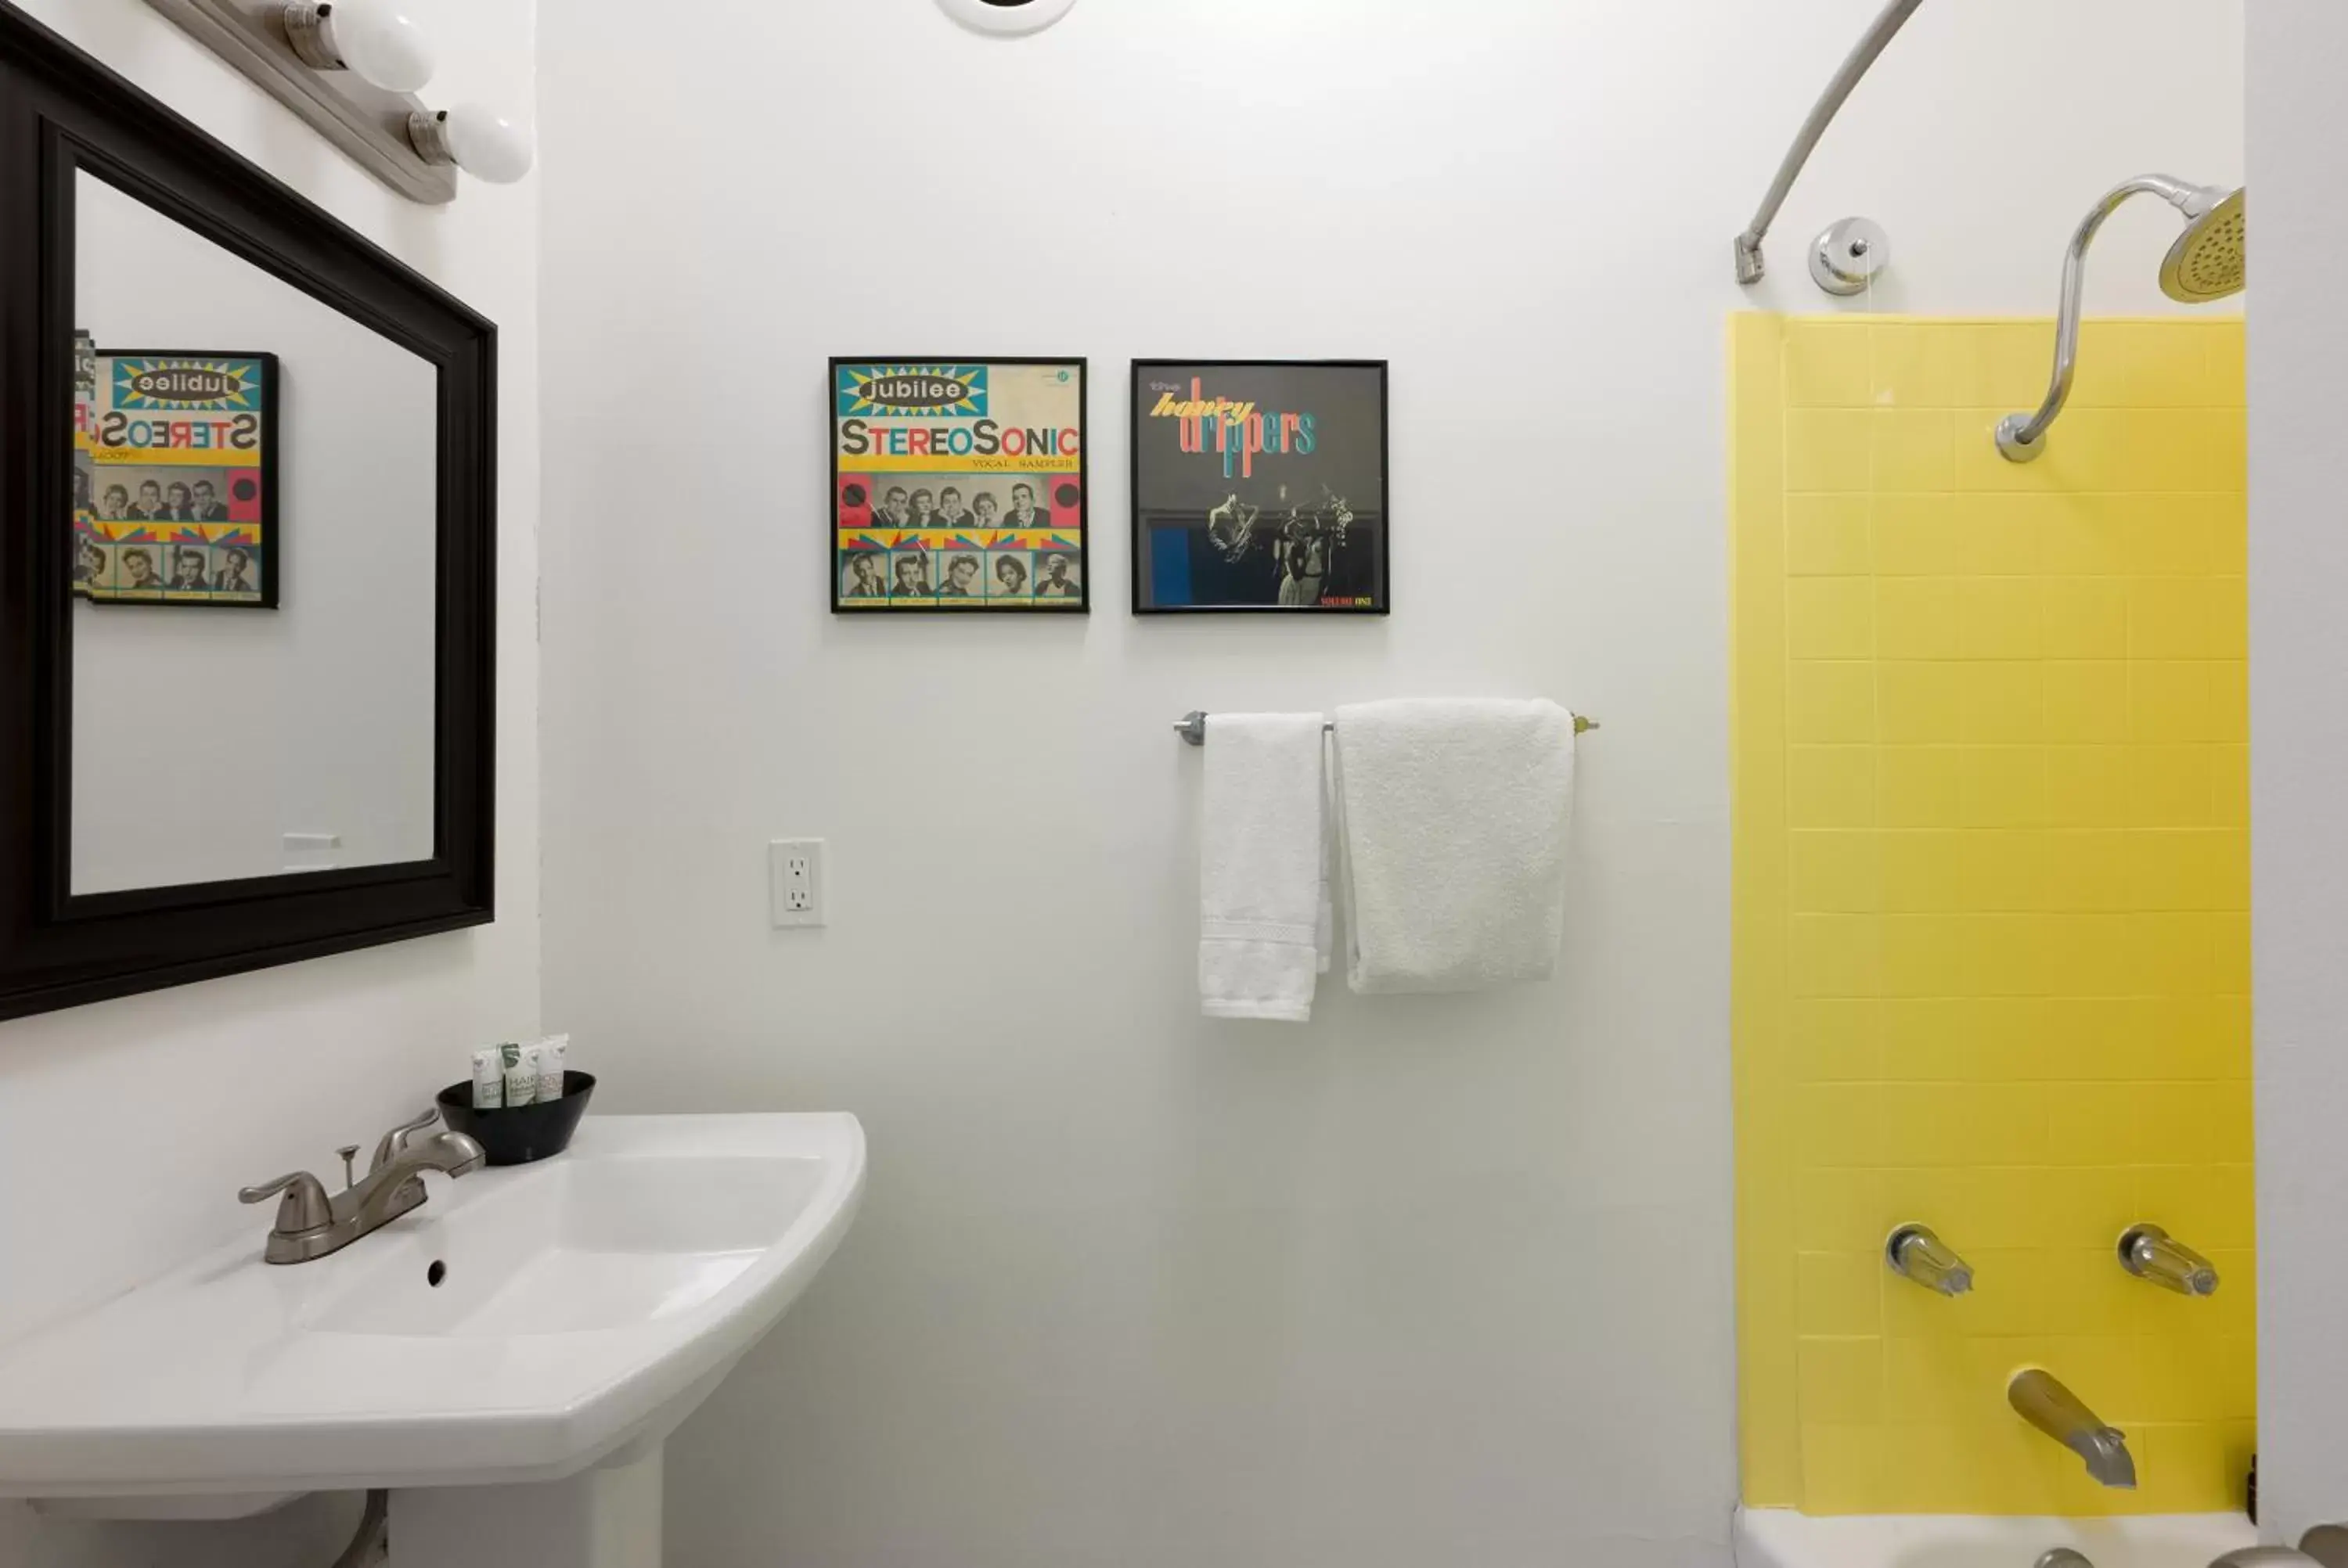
[{"left": 1734, "top": 0, "right": 1925, "bottom": 285}]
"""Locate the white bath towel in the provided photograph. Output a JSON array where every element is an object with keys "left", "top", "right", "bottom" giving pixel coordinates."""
[
  {"left": 1331, "top": 698, "right": 1576, "bottom": 994},
  {"left": 1200, "top": 713, "right": 1330, "bottom": 1022}
]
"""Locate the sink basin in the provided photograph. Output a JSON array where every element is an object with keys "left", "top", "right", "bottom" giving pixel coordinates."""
[
  {"left": 301, "top": 1153, "right": 831, "bottom": 1338},
  {"left": 0, "top": 1113, "right": 864, "bottom": 1509}
]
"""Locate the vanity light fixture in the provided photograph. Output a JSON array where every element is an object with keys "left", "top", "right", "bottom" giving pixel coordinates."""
[
  {"left": 937, "top": 0, "right": 1079, "bottom": 37},
  {"left": 407, "top": 104, "right": 535, "bottom": 185},
  {"left": 138, "top": 0, "right": 535, "bottom": 201},
  {"left": 282, "top": 1, "right": 435, "bottom": 94}
]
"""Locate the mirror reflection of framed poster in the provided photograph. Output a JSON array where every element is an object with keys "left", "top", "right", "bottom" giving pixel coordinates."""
[
  {"left": 1129, "top": 358, "right": 1389, "bottom": 614},
  {"left": 831, "top": 358, "right": 1088, "bottom": 613},
  {"left": 74, "top": 347, "right": 278, "bottom": 608}
]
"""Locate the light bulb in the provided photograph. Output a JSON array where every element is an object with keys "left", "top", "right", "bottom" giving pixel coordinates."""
[
  {"left": 323, "top": 4, "right": 434, "bottom": 92},
  {"left": 285, "top": 2, "right": 436, "bottom": 93},
  {"left": 411, "top": 103, "right": 533, "bottom": 185}
]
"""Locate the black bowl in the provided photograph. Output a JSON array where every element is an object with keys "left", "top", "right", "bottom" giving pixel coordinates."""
[{"left": 437, "top": 1071, "right": 596, "bottom": 1166}]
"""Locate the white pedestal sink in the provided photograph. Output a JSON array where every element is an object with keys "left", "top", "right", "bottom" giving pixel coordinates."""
[{"left": 0, "top": 1113, "right": 865, "bottom": 1568}]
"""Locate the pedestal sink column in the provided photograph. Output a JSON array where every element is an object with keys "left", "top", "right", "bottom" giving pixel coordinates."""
[{"left": 388, "top": 1441, "right": 663, "bottom": 1568}]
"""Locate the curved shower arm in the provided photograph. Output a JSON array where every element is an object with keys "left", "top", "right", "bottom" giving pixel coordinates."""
[
  {"left": 1734, "top": 0, "right": 1925, "bottom": 286},
  {"left": 1997, "top": 174, "right": 2219, "bottom": 460}
]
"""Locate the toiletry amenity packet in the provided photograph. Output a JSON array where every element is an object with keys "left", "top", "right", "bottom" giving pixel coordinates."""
[
  {"left": 534, "top": 1034, "right": 567, "bottom": 1102},
  {"left": 501, "top": 1041, "right": 536, "bottom": 1107},
  {"left": 471, "top": 1045, "right": 506, "bottom": 1109}
]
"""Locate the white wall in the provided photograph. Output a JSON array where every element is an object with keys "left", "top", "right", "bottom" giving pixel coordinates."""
[
  {"left": 538, "top": 3, "right": 2241, "bottom": 1566},
  {"left": 0, "top": 1, "right": 539, "bottom": 1563},
  {"left": 2246, "top": 0, "right": 2348, "bottom": 1548}
]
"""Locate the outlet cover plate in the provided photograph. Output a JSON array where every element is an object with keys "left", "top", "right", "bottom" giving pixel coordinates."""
[{"left": 769, "top": 840, "right": 825, "bottom": 929}]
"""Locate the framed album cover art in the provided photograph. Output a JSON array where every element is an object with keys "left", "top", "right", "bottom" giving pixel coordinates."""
[
  {"left": 1129, "top": 358, "right": 1388, "bottom": 614},
  {"left": 72, "top": 343, "right": 278, "bottom": 609},
  {"left": 831, "top": 357, "right": 1088, "bottom": 612}
]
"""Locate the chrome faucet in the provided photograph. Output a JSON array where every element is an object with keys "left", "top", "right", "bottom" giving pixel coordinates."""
[
  {"left": 2210, "top": 1526, "right": 2348, "bottom": 1568},
  {"left": 2009, "top": 1368, "right": 2137, "bottom": 1489},
  {"left": 239, "top": 1108, "right": 485, "bottom": 1264},
  {"left": 1886, "top": 1223, "right": 1975, "bottom": 1296},
  {"left": 2119, "top": 1224, "right": 2220, "bottom": 1296}
]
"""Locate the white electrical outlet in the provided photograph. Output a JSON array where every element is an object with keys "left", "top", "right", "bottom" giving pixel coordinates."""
[{"left": 768, "top": 839, "right": 826, "bottom": 928}]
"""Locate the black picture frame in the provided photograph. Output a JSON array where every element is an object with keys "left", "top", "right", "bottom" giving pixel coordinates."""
[
  {"left": 830, "top": 356, "right": 1089, "bottom": 613},
  {"left": 78, "top": 347, "right": 279, "bottom": 609},
  {"left": 1129, "top": 358, "right": 1391, "bottom": 615},
  {"left": 0, "top": 2, "right": 498, "bottom": 1023}
]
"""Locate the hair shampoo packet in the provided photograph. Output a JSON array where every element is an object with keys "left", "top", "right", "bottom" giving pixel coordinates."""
[
  {"left": 501, "top": 1041, "right": 536, "bottom": 1107},
  {"left": 534, "top": 1034, "right": 567, "bottom": 1102},
  {"left": 472, "top": 1045, "right": 506, "bottom": 1109}
]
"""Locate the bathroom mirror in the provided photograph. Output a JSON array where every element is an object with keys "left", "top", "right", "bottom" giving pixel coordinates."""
[
  {"left": 70, "top": 174, "right": 441, "bottom": 894},
  {"left": 0, "top": 5, "right": 497, "bottom": 1020}
]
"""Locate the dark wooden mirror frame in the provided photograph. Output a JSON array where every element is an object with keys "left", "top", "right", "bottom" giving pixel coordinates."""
[{"left": 0, "top": 3, "right": 496, "bottom": 1023}]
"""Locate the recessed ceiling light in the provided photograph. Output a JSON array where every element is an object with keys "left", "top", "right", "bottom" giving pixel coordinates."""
[{"left": 936, "top": 0, "right": 1077, "bottom": 37}]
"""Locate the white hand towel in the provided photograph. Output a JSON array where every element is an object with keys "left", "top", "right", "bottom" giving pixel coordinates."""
[
  {"left": 1200, "top": 713, "right": 1328, "bottom": 1021},
  {"left": 1331, "top": 698, "right": 1576, "bottom": 994}
]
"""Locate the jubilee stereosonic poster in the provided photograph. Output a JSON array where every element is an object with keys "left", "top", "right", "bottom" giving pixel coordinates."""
[
  {"left": 1130, "top": 358, "right": 1388, "bottom": 613},
  {"left": 72, "top": 344, "right": 277, "bottom": 608},
  {"left": 832, "top": 358, "right": 1088, "bottom": 611}
]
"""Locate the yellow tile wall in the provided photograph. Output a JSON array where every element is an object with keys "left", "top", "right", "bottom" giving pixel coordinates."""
[{"left": 1731, "top": 314, "right": 2252, "bottom": 1516}]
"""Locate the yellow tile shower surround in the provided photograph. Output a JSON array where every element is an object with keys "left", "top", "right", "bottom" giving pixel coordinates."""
[{"left": 1730, "top": 315, "right": 2251, "bottom": 1516}]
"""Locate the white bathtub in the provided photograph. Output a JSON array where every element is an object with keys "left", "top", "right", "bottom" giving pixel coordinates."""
[{"left": 1735, "top": 1508, "right": 2258, "bottom": 1568}]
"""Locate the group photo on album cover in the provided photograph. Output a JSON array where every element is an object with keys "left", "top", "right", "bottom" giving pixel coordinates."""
[
  {"left": 830, "top": 358, "right": 1088, "bottom": 612},
  {"left": 1129, "top": 358, "right": 1389, "bottom": 614},
  {"left": 71, "top": 342, "right": 277, "bottom": 608}
]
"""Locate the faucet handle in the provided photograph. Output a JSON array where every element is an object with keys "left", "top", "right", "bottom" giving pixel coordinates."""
[
  {"left": 238, "top": 1171, "right": 333, "bottom": 1236},
  {"left": 369, "top": 1106, "right": 443, "bottom": 1175},
  {"left": 2298, "top": 1525, "right": 2348, "bottom": 1568},
  {"left": 2119, "top": 1224, "right": 2220, "bottom": 1296},
  {"left": 1887, "top": 1223, "right": 1975, "bottom": 1296}
]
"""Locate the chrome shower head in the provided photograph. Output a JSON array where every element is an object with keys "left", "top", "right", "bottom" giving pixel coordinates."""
[
  {"left": 2162, "top": 186, "right": 2246, "bottom": 303},
  {"left": 1996, "top": 174, "right": 2247, "bottom": 462}
]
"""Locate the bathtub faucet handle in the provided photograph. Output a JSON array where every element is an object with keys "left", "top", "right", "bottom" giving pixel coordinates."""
[
  {"left": 1886, "top": 1223, "right": 1975, "bottom": 1296},
  {"left": 2119, "top": 1223, "right": 2220, "bottom": 1296}
]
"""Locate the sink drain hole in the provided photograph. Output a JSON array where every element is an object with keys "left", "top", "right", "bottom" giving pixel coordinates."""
[{"left": 427, "top": 1260, "right": 447, "bottom": 1288}]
